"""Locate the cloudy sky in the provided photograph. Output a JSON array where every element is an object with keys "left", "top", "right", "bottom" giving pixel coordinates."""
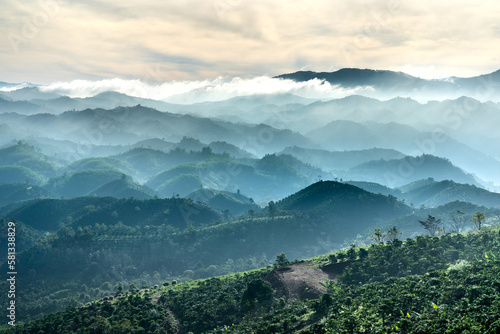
[{"left": 2, "top": 0, "right": 500, "bottom": 84}]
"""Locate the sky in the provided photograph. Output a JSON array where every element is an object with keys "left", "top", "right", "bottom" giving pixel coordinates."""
[{"left": 1, "top": 0, "right": 500, "bottom": 84}]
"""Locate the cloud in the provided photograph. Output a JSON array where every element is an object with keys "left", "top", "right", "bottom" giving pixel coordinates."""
[
  {"left": 1, "top": 0, "right": 500, "bottom": 82},
  {"left": 39, "top": 76, "right": 374, "bottom": 104},
  {"left": 0, "top": 82, "right": 37, "bottom": 91}
]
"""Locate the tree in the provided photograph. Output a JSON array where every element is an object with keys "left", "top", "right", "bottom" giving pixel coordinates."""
[
  {"left": 201, "top": 146, "right": 212, "bottom": 156},
  {"left": 328, "top": 254, "right": 337, "bottom": 263},
  {"left": 471, "top": 212, "right": 486, "bottom": 230},
  {"left": 268, "top": 201, "right": 276, "bottom": 220},
  {"left": 371, "top": 228, "right": 384, "bottom": 243},
  {"left": 358, "top": 248, "right": 369, "bottom": 259},
  {"left": 115, "top": 285, "right": 123, "bottom": 296},
  {"left": 223, "top": 209, "right": 231, "bottom": 221},
  {"left": 385, "top": 226, "right": 402, "bottom": 241},
  {"left": 419, "top": 215, "right": 442, "bottom": 236},
  {"left": 347, "top": 245, "right": 357, "bottom": 260},
  {"left": 449, "top": 210, "right": 466, "bottom": 233},
  {"left": 274, "top": 252, "right": 289, "bottom": 266},
  {"left": 241, "top": 279, "right": 274, "bottom": 312}
]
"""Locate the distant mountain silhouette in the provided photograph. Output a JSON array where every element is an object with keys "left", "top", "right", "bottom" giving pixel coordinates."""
[
  {"left": 397, "top": 178, "right": 500, "bottom": 208},
  {"left": 275, "top": 68, "right": 500, "bottom": 96},
  {"left": 343, "top": 154, "right": 478, "bottom": 188},
  {"left": 276, "top": 68, "right": 434, "bottom": 89}
]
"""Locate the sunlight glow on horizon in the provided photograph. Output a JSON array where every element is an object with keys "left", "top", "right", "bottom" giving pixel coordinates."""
[{"left": 1, "top": 0, "right": 499, "bottom": 83}]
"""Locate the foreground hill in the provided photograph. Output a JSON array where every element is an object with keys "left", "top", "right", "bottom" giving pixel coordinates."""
[
  {"left": 0, "top": 181, "right": 415, "bottom": 322},
  {"left": 5, "top": 225, "right": 500, "bottom": 333}
]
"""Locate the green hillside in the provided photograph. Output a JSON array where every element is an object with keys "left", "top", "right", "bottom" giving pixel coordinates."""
[
  {"left": 398, "top": 178, "right": 500, "bottom": 208},
  {"left": 90, "top": 178, "right": 157, "bottom": 200},
  {"left": 3, "top": 197, "right": 223, "bottom": 232},
  {"left": 3, "top": 197, "right": 118, "bottom": 231},
  {"left": 147, "top": 154, "right": 322, "bottom": 203},
  {"left": 280, "top": 146, "right": 405, "bottom": 171},
  {"left": 69, "top": 197, "right": 223, "bottom": 229},
  {"left": 274, "top": 181, "right": 410, "bottom": 237},
  {"left": 187, "top": 188, "right": 260, "bottom": 216},
  {"left": 345, "top": 180, "right": 401, "bottom": 197},
  {"left": 67, "top": 157, "right": 134, "bottom": 175},
  {"left": 0, "top": 183, "right": 53, "bottom": 207},
  {"left": 0, "top": 182, "right": 416, "bottom": 323},
  {"left": 45, "top": 169, "right": 125, "bottom": 198},
  {"left": 0, "top": 142, "right": 58, "bottom": 178},
  {"left": 6, "top": 226, "right": 500, "bottom": 333},
  {"left": 344, "top": 154, "right": 478, "bottom": 188},
  {"left": 156, "top": 173, "right": 203, "bottom": 197},
  {"left": 0, "top": 165, "right": 45, "bottom": 186}
]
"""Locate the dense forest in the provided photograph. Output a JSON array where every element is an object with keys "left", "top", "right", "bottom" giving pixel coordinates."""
[
  {"left": 3, "top": 225, "right": 500, "bottom": 333},
  {"left": 1, "top": 79, "right": 500, "bottom": 332},
  {"left": 0, "top": 137, "right": 500, "bottom": 330}
]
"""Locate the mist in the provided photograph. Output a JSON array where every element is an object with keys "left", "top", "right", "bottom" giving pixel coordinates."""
[{"left": 37, "top": 76, "right": 374, "bottom": 104}]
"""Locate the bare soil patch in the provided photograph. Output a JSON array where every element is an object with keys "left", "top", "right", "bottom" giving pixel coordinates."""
[{"left": 264, "top": 260, "right": 359, "bottom": 301}]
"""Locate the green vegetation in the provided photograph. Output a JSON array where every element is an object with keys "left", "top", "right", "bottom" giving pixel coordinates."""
[
  {"left": 6, "top": 226, "right": 500, "bottom": 333},
  {"left": 0, "top": 184, "right": 53, "bottom": 207},
  {"left": 398, "top": 178, "right": 500, "bottom": 208},
  {"left": 4, "top": 197, "right": 222, "bottom": 231},
  {"left": 0, "top": 166, "right": 44, "bottom": 186},
  {"left": 0, "top": 141, "right": 58, "bottom": 179},
  {"left": 419, "top": 214, "right": 443, "bottom": 236},
  {"left": 45, "top": 169, "right": 125, "bottom": 198},
  {"left": 1, "top": 139, "right": 500, "bottom": 332},
  {"left": 187, "top": 188, "right": 260, "bottom": 216},
  {"left": 344, "top": 155, "right": 479, "bottom": 188},
  {"left": 89, "top": 178, "right": 157, "bottom": 200}
]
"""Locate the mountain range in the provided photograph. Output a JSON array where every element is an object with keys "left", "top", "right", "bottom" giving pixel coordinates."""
[{"left": 2, "top": 68, "right": 500, "bottom": 329}]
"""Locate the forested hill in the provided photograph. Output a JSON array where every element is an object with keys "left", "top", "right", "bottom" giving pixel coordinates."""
[
  {"left": 273, "top": 180, "right": 410, "bottom": 229},
  {"left": 5, "top": 226, "right": 500, "bottom": 333}
]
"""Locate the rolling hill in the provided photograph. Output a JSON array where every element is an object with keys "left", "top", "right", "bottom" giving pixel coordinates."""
[
  {"left": 45, "top": 169, "right": 125, "bottom": 198},
  {"left": 279, "top": 146, "right": 405, "bottom": 171},
  {"left": 398, "top": 178, "right": 500, "bottom": 208},
  {"left": 342, "top": 154, "right": 479, "bottom": 188},
  {"left": 187, "top": 188, "right": 260, "bottom": 216},
  {"left": 90, "top": 178, "right": 157, "bottom": 200},
  {"left": 0, "top": 142, "right": 59, "bottom": 178},
  {"left": 0, "top": 183, "right": 53, "bottom": 207},
  {"left": 274, "top": 180, "right": 410, "bottom": 233},
  {"left": 8, "top": 224, "right": 500, "bottom": 333}
]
